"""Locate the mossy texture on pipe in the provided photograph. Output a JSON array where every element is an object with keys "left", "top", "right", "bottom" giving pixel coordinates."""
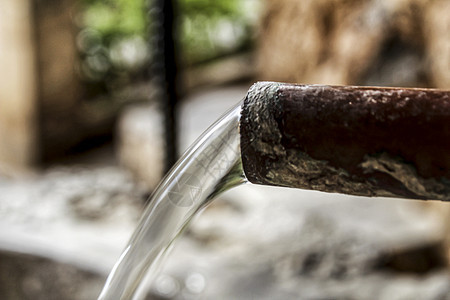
[{"left": 240, "top": 82, "right": 450, "bottom": 201}]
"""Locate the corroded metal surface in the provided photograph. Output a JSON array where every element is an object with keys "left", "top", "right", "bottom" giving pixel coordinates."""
[{"left": 240, "top": 82, "right": 450, "bottom": 201}]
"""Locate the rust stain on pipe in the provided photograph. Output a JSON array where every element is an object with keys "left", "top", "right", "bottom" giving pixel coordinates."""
[{"left": 240, "top": 82, "right": 450, "bottom": 201}]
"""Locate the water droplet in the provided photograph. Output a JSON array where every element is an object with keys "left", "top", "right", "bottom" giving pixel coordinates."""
[
  {"left": 154, "top": 274, "right": 179, "bottom": 297},
  {"left": 185, "top": 272, "right": 206, "bottom": 294}
]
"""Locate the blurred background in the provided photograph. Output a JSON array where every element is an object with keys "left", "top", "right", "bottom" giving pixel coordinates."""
[{"left": 0, "top": 0, "right": 449, "bottom": 299}]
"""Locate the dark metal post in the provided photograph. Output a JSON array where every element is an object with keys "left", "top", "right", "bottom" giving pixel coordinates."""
[
  {"left": 151, "top": 0, "right": 180, "bottom": 173},
  {"left": 240, "top": 82, "right": 450, "bottom": 201}
]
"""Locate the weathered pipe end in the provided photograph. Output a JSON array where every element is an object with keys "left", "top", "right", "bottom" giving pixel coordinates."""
[{"left": 240, "top": 81, "right": 450, "bottom": 201}]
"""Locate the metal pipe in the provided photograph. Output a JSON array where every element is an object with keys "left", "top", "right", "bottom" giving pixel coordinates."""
[
  {"left": 240, "top": 82, "right": 450, "bottom": 201},
  {"left": 151, "top": 0, "right": 180, "bottom": 173}
]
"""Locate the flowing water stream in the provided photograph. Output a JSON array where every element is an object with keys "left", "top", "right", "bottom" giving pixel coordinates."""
[
  {"left": 97, "top": 83, "right": 450, "bottom": 299},
  {"left": 98, "top": 102, "right": 246, "bottom": 300}
]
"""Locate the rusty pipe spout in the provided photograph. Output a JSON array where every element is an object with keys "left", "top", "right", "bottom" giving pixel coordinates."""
[{"left": 240, "top": 82, "right": 450, "bottom": 201}]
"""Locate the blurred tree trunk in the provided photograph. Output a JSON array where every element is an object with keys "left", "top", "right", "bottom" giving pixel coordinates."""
[
  {"left": 0, "top": 0, "right": 41, "bottom": 170},
  {"left": 33, "top": 0, "right": 83, "bottom": 160},
  {"left": 0, "top": 0, "right": 114, "bottom": 170},
  {"left": 257, "top": 0, "right": 450, "bottom": 88}
]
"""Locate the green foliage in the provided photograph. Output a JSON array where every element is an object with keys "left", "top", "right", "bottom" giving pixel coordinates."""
[
  {"left": 180, "top": 0, "right": 242, "bottom": 18},
  {"left": 81, "top": 0, "right": 147, "bottom": 40},
  {"left": 78, "top": 0, "right": 258, "bottom": 88},
  {"left": 179, "top": 0, "right": 254, "bottom": 65}
]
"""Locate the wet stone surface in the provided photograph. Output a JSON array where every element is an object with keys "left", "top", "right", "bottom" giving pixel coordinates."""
[
  {"left": 0, "top": 250, "right": 104, "bottom": 300},
  {"left": 150, "top": 185, "right": 450, "bottom": 300},
  {"left": 0, "top": 164, "right": 449, "bottom": 299},
  {"left": 0, "top": 166, "right": 146, "bottom": 299}
]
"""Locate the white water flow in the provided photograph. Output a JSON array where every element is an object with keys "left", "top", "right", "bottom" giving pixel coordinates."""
[{"left": 98, "top": 102, "right": 246, "bottom": 300}]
